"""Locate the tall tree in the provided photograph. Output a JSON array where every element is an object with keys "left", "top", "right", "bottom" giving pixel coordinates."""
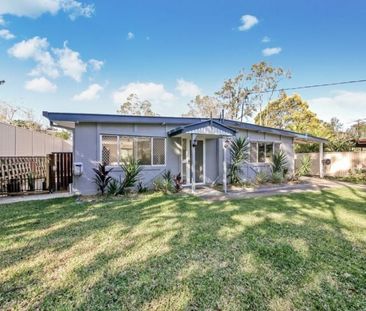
[
  {"left": 249, "top": 62, "right": 291, "bottom": 125},
  {"left": 254, "top": 93, "right": 332, "bottom": 152},
  {"left": 215, "top": 62, "right": 290, "bottom": 122},
  {"left": 215, "top": 73, "right": 252, "bottom": 121},
  {"left": 182, "top": 95, "right": 222, "bottom": 118},
  {"left": 117, "top": 93, "right": 158, "bottom": 116}
]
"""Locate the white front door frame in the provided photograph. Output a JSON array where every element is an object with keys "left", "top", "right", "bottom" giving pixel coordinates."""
[{"left": 181, "top": 137, "right": 206, "bottom": 186}]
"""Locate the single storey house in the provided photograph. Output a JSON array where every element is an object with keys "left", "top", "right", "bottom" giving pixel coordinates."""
[{"left": 43, "top": 112, "right": 327, "bottom": 195}]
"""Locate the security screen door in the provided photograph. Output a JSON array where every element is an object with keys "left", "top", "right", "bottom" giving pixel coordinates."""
[{"left": 181, "top": 138, "right": 204, "bottom": 185}]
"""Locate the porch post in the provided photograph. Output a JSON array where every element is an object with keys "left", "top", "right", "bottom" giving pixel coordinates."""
[
  {"left": 191, "top": 134, "right": 196, "bottom": 193},
  {"left": 319, "top": 142, "right": 324, "bottom": 178},
  {"left": 223, "top": 139, "right": 227, "bottom": 193}
]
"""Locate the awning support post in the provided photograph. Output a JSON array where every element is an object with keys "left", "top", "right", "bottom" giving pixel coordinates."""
[
  {"left": 223, "top": 139, "right": 228, "bottom": 194},
  {"left": 319, "top": 142, "right": 324, "bottom": 178},
  {"left": 191, "top": 134, "right": 196, "bottom": 193}
]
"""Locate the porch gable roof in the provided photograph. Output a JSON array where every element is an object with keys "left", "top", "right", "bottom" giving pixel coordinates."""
[{"left": 167, "top": 120, "right": 236, "bottom": 137}]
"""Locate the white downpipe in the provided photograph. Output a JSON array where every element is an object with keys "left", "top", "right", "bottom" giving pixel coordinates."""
[{"left": 319, "top": 142, "right": 324, "bottom": 178}]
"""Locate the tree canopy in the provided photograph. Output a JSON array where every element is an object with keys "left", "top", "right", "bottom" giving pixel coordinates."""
[
  {"left": 182, "top": 95, "right": 222, "bottom": 118},
  {"left": 254, "top": 93, "right": 356, "bottom": 152},
  {"left": 117, "top": 94, "right": 158, "bottom": 116},
  {"left": 215, "top": 61, "right": 290, "bottom": 121}
]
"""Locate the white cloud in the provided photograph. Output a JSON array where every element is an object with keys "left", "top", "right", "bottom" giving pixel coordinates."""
[
  {"left": 176, "top": 79, "right": 201, "bottom": 97},
  {"left": 88, "top": 58, "right": 104, "bottom": 71},
  {"left": 8, "top": 36, "right": 59, "bottom": 78},
  {"left": 112, "top": 82, "right": 175, "bottom": 104},
  {"left": 60, "top": 0, "right": 94, "bottom": 20},
  {"left": 262, "top": 36, "right": 270, "bottom": 43},
  {"left": 308, "top": 90, "right": 366, "bottom": 124},
  {"left": 262, "top": 47, "right": 282, "bottom": 56},
  {"left": 0, "top": 29, "right": 15, "bottom": 40},
  {"left": 53, "top": 42, "right": 87, "bottom": 81},
  {"left": 127, "top": 32, "right": 134, "bottom": 40},
  {"left": 0, "top": 16, "right": 5, "bottom": 25},
  {"left": 0, "top": 0, "right": 94, "bottom": 20},
  {"left": 25, "top": 77, "right": 57, "bottom": 93},
  {"left": 8, "top": 36, "right": 48, "bottom": 59},
  {"left": 73, "top": 83, "right": 103, "bottom": 101},
  {"left": 238, "top": 15, "right": 258, "bottom": 31}
]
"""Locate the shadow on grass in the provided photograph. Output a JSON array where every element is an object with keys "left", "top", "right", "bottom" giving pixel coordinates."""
[{"left": 1, "top": 188, "right": 366, "bottom": 310}]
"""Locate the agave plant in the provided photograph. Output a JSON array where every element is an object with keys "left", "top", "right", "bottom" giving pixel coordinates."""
[
  {"left": 106, "top": 158, "right": 142, "bottom": 196},
  {"left": 271, "top": 150, "right": 288, "bottom": 177},
  {"left": 116, "top": 158, "right": 143, "bottom": 195},
  {"left": 297, "top": 154, "right": 312, "bottom": 176},
  {"left": 229, "top": 137, "right": 249, "bottom": 184},
  {"left": 93, "top": 163, "right": 113, "bottom": 195},
  {"left": 153, "top": 170, "right": 175, "bottom": 193}
]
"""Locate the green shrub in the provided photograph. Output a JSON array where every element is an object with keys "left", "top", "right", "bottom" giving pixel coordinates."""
[
  {"left": 154, "top": 170, "right": 175, "bottom": 193},
  {"left": 271, "top": 171, "right": 284, "bottom": 184},
  {"left": 107, "top": 159, "right": 142, "bottom": 195},
  {"left": 229, "top": 137, "right": 249, "bottom": 184},
  {"left": 107, "top": 178, "right": 120, "bottom": 195},
  {"left": 93, "top": 163, "right": 113, "bottom": 195},
  {"left": 297, "top": 155, "right": 312, "bottom": 177},
  {"left": 271, "top": 151, "right": 288, "bottom": 177},
  {"left": 137, "top": 181, "right": 148, "bottom": 193},
  {"left": 255, "top": 171, "right": 269, "bottom": 184}
]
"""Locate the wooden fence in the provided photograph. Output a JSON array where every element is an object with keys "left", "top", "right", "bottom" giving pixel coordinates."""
[
  {"left": 0, "top": 156, "right": 49, "bottom": 195},
  {"left": 0, "top": 122, "right": 72, "bottom": 156},
  {"left": 295, "top": 151, "right": 366, "bottom": 177},
  {"left": 0, "top": 152, "right": 73, "bottom": 195}
]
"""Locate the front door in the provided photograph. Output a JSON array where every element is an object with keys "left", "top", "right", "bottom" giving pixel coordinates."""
[{"left": 181, "top": 138, "right": 205, "bottom": 185}]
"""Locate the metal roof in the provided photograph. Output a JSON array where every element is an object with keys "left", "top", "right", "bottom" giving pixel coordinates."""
[{"left": 43, "top": 111, "right": 328, "bottom": 143}]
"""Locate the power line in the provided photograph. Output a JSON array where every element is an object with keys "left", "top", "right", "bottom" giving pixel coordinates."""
[{"left": 254, "top": 79, "right": 366, "bottom": 95}]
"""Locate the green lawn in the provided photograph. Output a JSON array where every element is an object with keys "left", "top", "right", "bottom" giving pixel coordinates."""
[{"left": 1, "top": 188, "right": 366, "bottom": 311}]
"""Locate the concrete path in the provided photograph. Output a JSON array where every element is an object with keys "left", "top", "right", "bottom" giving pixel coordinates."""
[
  {"left": 184, "top": 177, "right": 366, "bottom": 202},
  {"left": 0, "top": 192, "right": 74, "bottom": 205}
]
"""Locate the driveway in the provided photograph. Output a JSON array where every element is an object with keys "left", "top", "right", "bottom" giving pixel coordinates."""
[{"left": 185, "top": 177, "right": 366, "bottom": 201}]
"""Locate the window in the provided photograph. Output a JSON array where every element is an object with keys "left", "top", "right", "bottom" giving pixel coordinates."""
[
  {"left": 250, "top": 142, "right": 258, "bottom": 163},
  {"left": 101, "top": 135, "right": 166, "bottom": 166},
  {"left": 153, "top": 138, "right": 166, "bottom": 165},
  {"left": 249, "top": 142, "right": 281, "bottom": 163},
  {"left": 101, "top": 136, "right": 118, "bottom": 165},
  {"left": 135, "top": 137, "right": 151, "bottom": 165},
  {"left": 265, "top": 143, "right": 273, "bottom": 162},
  {"left": 120, "top": 137, "right": 133, "bottom": 162},
  {"left": 258, "top": 143, "right": 265, "bottom": 162},
  {"left": 274, "top": 143, "right": 281, "bottom": 154}
]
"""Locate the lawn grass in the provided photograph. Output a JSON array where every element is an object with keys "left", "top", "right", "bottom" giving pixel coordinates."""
[{"left": 1, "top": 187, "right": 366, "bottom": 310}]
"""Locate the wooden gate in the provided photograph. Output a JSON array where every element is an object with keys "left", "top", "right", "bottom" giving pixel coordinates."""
[{"left": 49, "top": 152, "right": 73, "bottom": 192}]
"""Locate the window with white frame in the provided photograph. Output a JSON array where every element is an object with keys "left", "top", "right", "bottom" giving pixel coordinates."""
[
  {"left": 249, "top": 142, "right": 281, "bottom": 163},
  {"left": 101, "top": 135, "right": 166, "bottom": 166}
]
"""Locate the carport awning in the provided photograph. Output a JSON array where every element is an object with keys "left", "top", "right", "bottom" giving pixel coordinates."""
[{"left": 167, "top": 120, "right": 236, "bottom": 137}]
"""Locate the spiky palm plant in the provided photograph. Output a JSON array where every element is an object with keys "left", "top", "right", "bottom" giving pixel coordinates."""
[
  {"left": 117, "top": 158, "right": 142, "bottom": 194},
  {"left": 297, "top": 154, "right": 312, "bottom": 176},
  {"left": 93, "top": 163, "right": 113, "bottom": 195},
  {"left": 271, "top": 150, "right": 288, "bottom": 177},
  {"left": 229, "top": 137, "right": 249, "bottom": 184}
]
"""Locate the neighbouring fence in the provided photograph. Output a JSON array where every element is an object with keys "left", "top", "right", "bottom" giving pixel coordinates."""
[
  {"left": 295, "top": 152, "right": 366, "bottom": 177},
  {"left": 0, "top": 152, "right": 73, "bottom": 196},
  {"left": 0, "top": 122, "right": 72, "bottom": 156},
  {"left": 0, "top": 156, "right": 49, "bottom": 195}
]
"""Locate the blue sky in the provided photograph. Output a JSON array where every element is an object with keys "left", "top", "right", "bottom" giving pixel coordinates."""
[{"left": 0, "top": 0, "right": 366, "bottom": 127}]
